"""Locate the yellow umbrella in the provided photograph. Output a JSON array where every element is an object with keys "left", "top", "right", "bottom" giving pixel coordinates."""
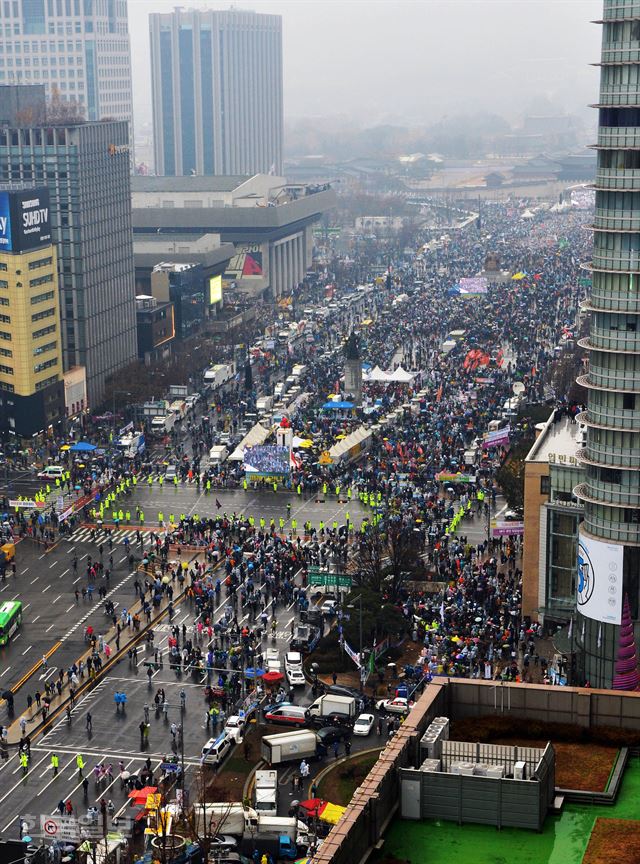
[
  {"left": 60, "top": 444, "right": 70, "bottom": 451},
  {"left": 335, "top": 434, "right": 346, "bottom": 440},
  {"left": 512, "top": 272, "right": 526, "bottom": 280}
]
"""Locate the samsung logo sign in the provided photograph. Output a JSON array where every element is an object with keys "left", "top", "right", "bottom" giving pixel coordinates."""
[{"left": 21, "top": 198, "right": 49, "bottom": 235}]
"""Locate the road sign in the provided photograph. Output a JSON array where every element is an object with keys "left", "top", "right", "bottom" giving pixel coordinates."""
[
  {"left": 308, "top": 569, "right": 352, "bottom": 589},
  {"left": 40, "top": 815, "right": 81, "bottom": 843}
]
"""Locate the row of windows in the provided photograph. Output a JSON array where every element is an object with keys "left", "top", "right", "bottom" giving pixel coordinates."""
[
  {"left": 0, "top": 347, "right": 12, "bottom": 358},
  {"left": 33, "top": 341, "right": 57, "bottom": 356},
  {"left": 29, "top": 275, "right": 54, "bottom": 290},
  {"left": 601, "top": 63, "right": 640, "bottom": 87},
  {"left": 28, "top": 256, "right": 53, "bottom": 271},
  {"left": 590, "top": 353, "right": 640, "bottom": 372},
  {"left": 0, "top": 364, "right": 13, "bottom": 375},
  {"left": 33, "top": 323, "right": 56, "bottom": 339},
  {"left": 31, "top": 308, "right": 55, "bottom": 322},
  {"left": 35, "top": 374, "right": 58, "bottom": 391},
  {"left": 30, "top": 290, "right": 55, "bottom": 305},
  {"left": 593, "top": 271, "right": 640, "bottom": 294},
  {"left": 34, "top": 357, "right": 57, "bottom": 374}
]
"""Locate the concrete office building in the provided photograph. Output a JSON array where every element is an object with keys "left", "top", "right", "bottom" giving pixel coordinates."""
[
  {"left": 149, "top": 8, "right": 283, "bottom": 176},
  {"left": 131, "top": 175, "right": 336, "bottom": 300},
  {"left": 0, "top": 92, "right": 138, "bottom": 406},
  {"left": 0, "top": 0, "right": 132, "bottom": 130},
  {"left": 0, "top": 185, "right": 64, "bottom": 436},
  {"left": 573, "top": 0, "right": 640, "bottom": 687}
]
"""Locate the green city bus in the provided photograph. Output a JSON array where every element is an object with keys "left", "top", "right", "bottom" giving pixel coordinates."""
[{"left": 0, "top": 600, "right": 22, "bottom": 645}]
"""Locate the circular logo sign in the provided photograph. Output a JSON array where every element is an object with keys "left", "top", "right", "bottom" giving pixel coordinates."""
[{"left": 577, "top": 539, "right": 594, "bottom": 607}]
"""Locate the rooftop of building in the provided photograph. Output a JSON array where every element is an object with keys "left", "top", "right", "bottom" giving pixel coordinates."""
[
  {"left": 131, "top": 175, "right": 250, "bottom": 194},
  {"left": 525, "top": 410, "right": 582, "bottom": 464}
]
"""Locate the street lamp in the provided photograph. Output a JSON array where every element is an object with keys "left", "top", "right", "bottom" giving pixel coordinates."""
[
  {"left": 112, "top": 390, "right": 132, "bottom": 438},
  {"left": 347, "top": 594, "right": 364, "bottom": 692}
]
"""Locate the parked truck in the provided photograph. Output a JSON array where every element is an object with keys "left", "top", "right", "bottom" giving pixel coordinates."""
[
  {"left": 116, "top": 432, "right": 146, "bottom": 459},
  {"left": 261, "top": 729, "right": 319, "bottom": 766},
  {"left": 307, "top": 694, "right": 357, "bottom": 726},
  {"left": 208, "top": 445, "right": 229, "bottom": 466},
  {"left": 194, "top": 804, "right": 308, "bottom": 859},
  {"left": 253, "top": 769, "right": 278, "bottom": 814},
  {"left": 256, "top": 395, "right": 274, "bottom": 415},
  {"left": 150, "top": 414, "right": 176, "bottom": 435},
  {"left": 168, "top": 399, "right": 187, "bottom": 420},
  {"left": 204, "top": 363, "right": 234, "bottom": 390}
]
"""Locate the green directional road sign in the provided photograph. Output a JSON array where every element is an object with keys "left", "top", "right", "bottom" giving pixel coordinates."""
[{"left": 308, "top": 568, "right": 352, "bottom": 589}]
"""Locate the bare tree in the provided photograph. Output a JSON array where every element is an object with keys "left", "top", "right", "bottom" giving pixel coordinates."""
[
  {"left": 351, "top": 521, "right": 420, "bottom": 600},
  {"left": 46, "top": 86, "right": 85, "bottom": 124}
]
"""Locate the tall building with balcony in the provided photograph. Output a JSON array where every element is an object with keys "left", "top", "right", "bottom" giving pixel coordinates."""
[
  {"left": 149, "top": 8, "right": 283, "bottom": 177},
  {"left": 573, "top": 0, "right": 640, "bottom": 687}
]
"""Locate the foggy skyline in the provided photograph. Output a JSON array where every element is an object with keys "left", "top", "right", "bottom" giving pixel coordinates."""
[{"left": 129, "top": 0, "right": 602, "bottom": 131}]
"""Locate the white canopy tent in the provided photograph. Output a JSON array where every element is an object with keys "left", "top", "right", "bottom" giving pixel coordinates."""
[
  {"left": 328, "top": 426, "right": 372, "bottom": 464},
  {"left": 229, "top": 421, "right": 272, "bottom": 461}
]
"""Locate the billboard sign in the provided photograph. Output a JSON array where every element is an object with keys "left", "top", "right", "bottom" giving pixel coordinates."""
[
  {"left": 225, "top": 244, "right": 264, "bottom": 280},
  {"left": 209, "top": 274, "right": 222, "bottom": 305},
  {"left": 576, "top": 531, "right": 623, "bottom": 624},
  {"left": 492, "top": 520, "right": 524, "bottom": 537},
  {"left": 0, "top": 188, "right": 51, "bottom": 253}
]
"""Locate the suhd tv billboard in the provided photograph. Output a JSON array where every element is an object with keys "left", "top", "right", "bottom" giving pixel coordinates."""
[{"left": 0, "top": 187, "right": 51, "bottom": 253}]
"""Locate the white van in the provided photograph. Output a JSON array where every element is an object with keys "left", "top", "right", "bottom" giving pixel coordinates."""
[
  {"left": 38, "top": 464, "right": 65, "bottom": 480},
  {"left": 201, "top": 732, "right": 235, "bottom": 766}
]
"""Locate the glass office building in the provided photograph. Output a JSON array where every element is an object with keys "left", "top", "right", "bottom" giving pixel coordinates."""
[{"left": 149, "top": 8, "right": 283, "bottom": 177}]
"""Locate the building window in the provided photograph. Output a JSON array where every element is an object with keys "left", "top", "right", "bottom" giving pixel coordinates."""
[
  {"left": 33, "top": 341, "right": 56, "bottom": 356},
  {"left": 0, "top": 348, "right": 12, "bottom": 357},
  {"left": 0, "top": 331, "right": 10, "bottom": 341},
  {"left": 624, "top": 509, "right": 640, "bottom": 524},
  {"left": 29, "top": 273, "right": 54, "bottom": 288},
  {"left": 31, "top": 290, "right": 55, "bottom": 305},
  {"left": 34, "top": 357, "right": 57, "bottom": 374},
  {"left": 0, "top": 281, "right": 7, "bottom": 288},
  {"left": 0, "top": 314, "right": 10, "bottom": 323},
  {"left": 601, "top": 467, "right": 622, "bottom": 484},
  {"left": 35, "top": 374, "right": 57, "bottom": 391},
  {"left": 33, "top": 324, "right": 56, "bottom": 338},
  {"left": 0, "top": 297, "right": 8, "bottom": 307},
  {"left": 32, "top": 308, "right": 55, "bottom": 322},
  {"left": 28, "top": 256, "right": 53, "bottom": 270},
  {"left": 0, "top": 364, "right": 13, "bottom": 375},
  {"left": 623, "top": 393, "right": 636, "bottom": 410},
  {"left": 540, "top": 476, "right": 550, "bottom": 495}
]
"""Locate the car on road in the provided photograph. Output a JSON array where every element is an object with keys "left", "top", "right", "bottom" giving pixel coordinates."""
[
  {"left": 224, "top": 715, "right": 247, "bottom": 741},
  {"left": 286, "top": 667, "right": 306, "bottom": 687},
  {"left": 316, "top": 726, "right": 352, "bottom": 747},
  {"left": 353, "top": 713, "right": 375, "bottom": 736},
  {"left": 263, "top": 704, "right": 309, "bottom": 726},
  {"left": 201, "top": 732, "right": 235, "bottom": 765},
  {"left": 285, "top": 651, "right": 303, "bottom": 670},
  {"left": 164, "top": 464, "right": 178, "bottom": 481},
  {"left": 325, "top": 684, "right": 363, "bottom": 703},
  {"left": 210, "top": 835, "right": 238, "bottom": 852},
  {"left": 375, "top": 697, "right": 414, "bottom": 716},
  {"left": 320, "top": 599, "right": 338, "bottom": 616}
]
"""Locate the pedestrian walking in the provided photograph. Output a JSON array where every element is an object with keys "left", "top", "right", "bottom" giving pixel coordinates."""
[
  {"left": 51, "top": 753, "right": 59, "bottom": 775},
  {"left": 86, "top": 712, "right": 92, "bottom": 732},
  {"left": 76, "top": 753, "right": 85, "bottom": 777}
]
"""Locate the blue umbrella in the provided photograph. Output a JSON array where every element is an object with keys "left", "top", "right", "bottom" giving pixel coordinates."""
[
  {"left": 71, "top": 441, "right": 96, "bottom": 452},
  {"left": 244, "top": 668, "right": 265, "bottom": 678}
]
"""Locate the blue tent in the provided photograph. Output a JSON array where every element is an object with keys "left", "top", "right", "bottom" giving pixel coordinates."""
[
  {"left": 322, "top": 401, "right": 354, "bottom": 410},
  {"left": 70, "top": 441, "right": 96, "bottom": 452}
]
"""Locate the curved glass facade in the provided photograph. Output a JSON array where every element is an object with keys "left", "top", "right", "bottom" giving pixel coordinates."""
[{"left": 576, "top": 0, "right": 640, "bottom": 687}]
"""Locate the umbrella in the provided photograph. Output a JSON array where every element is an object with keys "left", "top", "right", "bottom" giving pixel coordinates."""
[
  {"left": 244, "top": 668, "right": 265, "bottom": 678},
  {"left": 60, "top": 445, "right": 70, "bottom": 451},
  {"left": 128, "top": 785, "right": 158, "bottom": 804},
  {"left": 262, "top": 671, "right": 284, "bottom": 684},
  {"left": 70, "top": 441, "right": 96, "bottom": 452}
]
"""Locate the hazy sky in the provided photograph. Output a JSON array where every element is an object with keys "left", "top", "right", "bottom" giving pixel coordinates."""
[{"left": 129, "top": 0, "right": 603, "bottom": 129}]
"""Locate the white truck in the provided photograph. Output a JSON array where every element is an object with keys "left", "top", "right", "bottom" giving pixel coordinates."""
[
  {"left": 116, "top": 432, "right": 146, "bottom": 459},
  {"left": 208, "top": 445, "right": 229, "bottom": 466},
  {"left": 204, "top": 363, "right": 234, "bottom": 390},
  {"left": 261, "top": 729, "right": 319, "bottom": 766},
  {"left": 168, "top": 399, "right": 187, "bottom": 420},
  {"left": 254, "top": 769, "right": 278, "bottom": 814},
  {"left": 150, "top": 414, "right": 176, "bottom": 435},
  {"left": 307, "top": 694, "right": 357, "bottom": 726},
  {"left": 256, "top": 395, "right": 274, "bottom": 415},
  {"left": 194, "top": 804, "right": 308, "bottom": 853}
]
